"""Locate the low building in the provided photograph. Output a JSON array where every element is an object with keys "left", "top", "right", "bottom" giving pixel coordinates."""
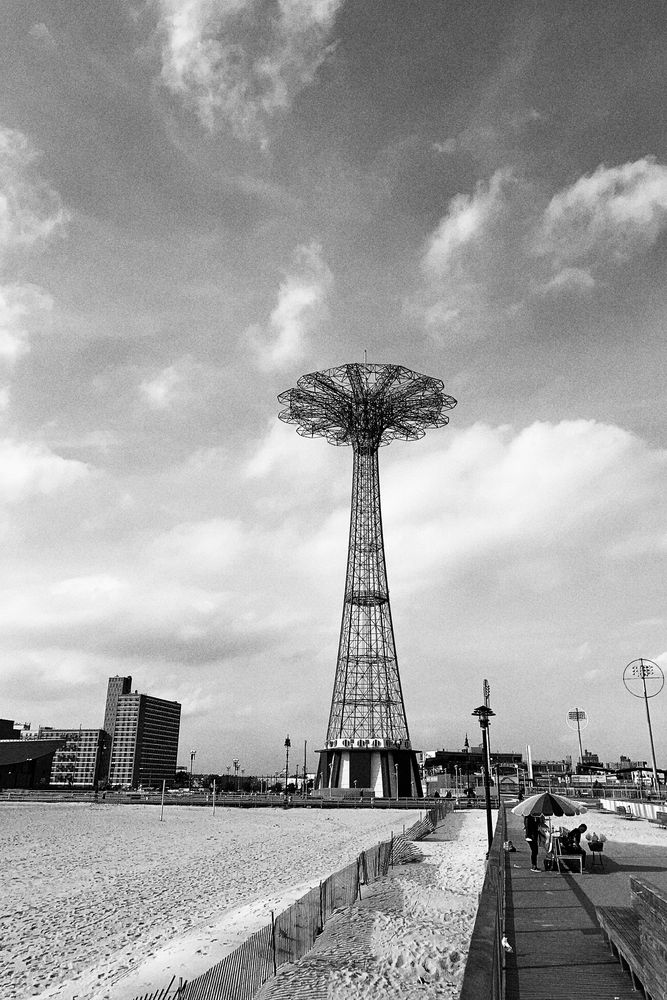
[
  {"left": 37, "top": 728, "right": 110, "bottom": 789},
  {"left": 0, "top": 736, "right": 65, "bottom": 789}
]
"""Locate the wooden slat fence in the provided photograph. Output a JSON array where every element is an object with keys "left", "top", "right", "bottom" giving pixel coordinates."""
[{"left": 137, "top": 802, "right": 449, "bottom": 1000}]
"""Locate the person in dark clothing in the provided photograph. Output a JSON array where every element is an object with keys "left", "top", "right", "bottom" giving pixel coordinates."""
[
  {"left": 563, "top": 823, "right": 588, "bottom": 869},
  {"left": 524, "top": 813, "right": 542, "bottom": 871}
]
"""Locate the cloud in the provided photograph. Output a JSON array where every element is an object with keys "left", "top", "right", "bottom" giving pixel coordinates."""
[
  {"left": 0, "top": 126, "right": 68, "bottom": 253},
  {"left": 535, "top": 157, "right": 667, "bottom": 266},
  {"left": 0, "top": 439, "right": 90, "bottom": 504},
  {"left": 28, "top": 22, "right": 57, "bottom": 50},
  {"left": 151, "top": 517, "right": 246, "bottom": 577},
  {"left": 0, "top": 127, "right": 66, "bottom": 388},
  {"left": 247, "top": 241, "right": 332, "bottom": 371},
  {"left": 540, "top": 267, "right": 595, "bottom": 294},
  {"left": 413, "top": 157, "right": 667, "bottom": 337},
  {"left": 157, "top": 0, "right": 341, "bottom": 141},
  {"left": 140, "top": 363, "right": 183, "bottom": 409},
  {"left": 377, "top": 419, "right": 667, "bottom": 590},
  {"left": 0, "top": 283, "right": 53, "bottom": 369},
  {"left": 422, "top": 169, "right": 513, "bottom": 276}
]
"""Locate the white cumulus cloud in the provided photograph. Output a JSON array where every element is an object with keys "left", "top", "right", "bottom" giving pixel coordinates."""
[
  {"left": 0, "top": 283, "right": 53, "bottom": 369},
  {"left": 157, "top": 0, "right": 341, "bottom": 141},
  {"left": 536, "top": 157, "right": 667, "bottom": 265},
  {"left": 248, "top": 241, "right": 332, "bottom": 371},
  {"left": 0, "top": 439, "right": 90, "bottom": 504}
]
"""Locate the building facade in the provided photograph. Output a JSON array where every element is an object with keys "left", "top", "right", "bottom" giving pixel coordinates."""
[
  {"left": 37, "top": 727, "right": 109, "bottom": 788},
  {"left": 105, "top": 682, "right": 181, "bottom": 789}
]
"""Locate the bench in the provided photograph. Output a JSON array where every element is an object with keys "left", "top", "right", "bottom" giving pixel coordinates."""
[
  {"left": 597, "top": 905, "right": 644, "bottom": 990},
  {"left": 553, "top": 836, "right": 583, "bottom": 874},
  {"left": 650, "top": 810, "right": 667, "bottom": 828},
  {"left": 596, "top": 877, "right": 667, "bottom": 1000},
  {"left": 615, "top": 804, "right": 636, "bottom": 819}
]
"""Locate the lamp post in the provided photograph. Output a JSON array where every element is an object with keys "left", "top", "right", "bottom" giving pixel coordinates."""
[
  {"left": 303, "top": 739, "right": 308, "bottom": 797},
  {"left": 189, "top": 749, "right": 197, "bottom": 791},
  {"left": 394, "top": 762, "right": 399, "bottom": 801},
  {"left": 284, "top": 735, "right": 291, "bottom": 795},
  {"left": 233, "top": 758, "right": 239, "bottom": 793},
  {"left": 472, "top": 703, "right": 495, "bottom": 852}
]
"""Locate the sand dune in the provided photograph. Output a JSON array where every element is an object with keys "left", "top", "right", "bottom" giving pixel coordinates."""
[{"left": 0, "top": 802, "right": 421, "bottom": 1000}]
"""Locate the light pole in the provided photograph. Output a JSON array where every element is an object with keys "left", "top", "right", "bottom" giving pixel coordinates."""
[
  {"left": 233, "top": 758, "right": 239, "bottom": 793},
  {"left": 190, "top": 749, "right": 197, "bottom": 791},
  {"left": 472, "top": 703, "right": 495, "bottom": 852},
  {"left": 241, "top": 768, "right": 245, "bottom": 793},
  {"left": 394, "top": 762, "right": 399, "bottom": 801},
  {"left": 623, "top": 659, "right": 664, "bottom": 793},
  {"left": 303, "top": 739, "right": 308, "bottom": 797},
  {"left": 284, "top": 735, "right": 291, "bottom": 795}
]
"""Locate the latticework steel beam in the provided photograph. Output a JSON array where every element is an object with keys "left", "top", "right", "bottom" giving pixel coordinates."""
[{"left": 278, "top": 362, "right": 456, "bottom": 794}]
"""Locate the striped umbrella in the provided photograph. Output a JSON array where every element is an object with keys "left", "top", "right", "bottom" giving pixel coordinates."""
[{"left": 511, "top": 791, "right": 587, "bottom": 817}]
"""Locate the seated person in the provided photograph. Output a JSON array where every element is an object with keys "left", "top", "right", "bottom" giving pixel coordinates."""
[{"left": 560, "top": 823, "right": 588, "bottom": 868}]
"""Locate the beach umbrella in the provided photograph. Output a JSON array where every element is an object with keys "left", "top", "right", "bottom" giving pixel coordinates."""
[{"left": 511, "top": 791, "right": 587, "bottom": 817}]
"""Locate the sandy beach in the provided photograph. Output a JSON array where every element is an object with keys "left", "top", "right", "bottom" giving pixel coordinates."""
[
  {"left": 0, "top": 802, "right": 422, "bottom": 1000},
  {"left": 3, "top": 801, "right": 665, "bottom": 1000}
]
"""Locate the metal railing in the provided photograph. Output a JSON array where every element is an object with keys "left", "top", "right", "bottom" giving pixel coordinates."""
[{"left": 459, "top": 805, "right": 507, "bottom": 1000}]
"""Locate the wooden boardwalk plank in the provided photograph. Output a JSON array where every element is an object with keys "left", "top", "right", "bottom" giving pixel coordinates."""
[{"left": 503, "top": 808, "right": 659, "bottom": 1000}]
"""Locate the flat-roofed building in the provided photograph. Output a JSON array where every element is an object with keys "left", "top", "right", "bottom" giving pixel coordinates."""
[
  {"left": 37, "top": 727, "right": 109, "bottom": 789},
  {"left": 107, "top": 691, "right": 181, "bottom": 789}
]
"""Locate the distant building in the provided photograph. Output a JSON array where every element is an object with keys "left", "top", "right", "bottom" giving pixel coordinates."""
[
  {"left": 37, "top": 727, "right": 109, "bottom": 789},
  {"left": 104, "top": 677, "right": 181, "bottom": 789},
  {"left": 103, "top": 675, "right": 132, "bottom": 737},
  {"left": 0, "top": 719, "right": 21, "bottom": 740},
  {"left": 0, "top": 724, "right": 65, "bottom": 789},
  {"left": 423, "top": 744, "right": 523, "bottom": 794}
]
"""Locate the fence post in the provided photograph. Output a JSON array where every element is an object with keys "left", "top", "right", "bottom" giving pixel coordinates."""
[{"left": 271, "top": 909, "right": 277, "bottom": 975}]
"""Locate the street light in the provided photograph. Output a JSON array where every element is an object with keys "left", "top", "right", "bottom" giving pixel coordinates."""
[
  {"left": 394, "top": 762, "right": 399, "bottom": 801},
  {"left": 190, "top": 749, "right": 197, "bottom": 791},
  {"left": 472, "top": 703, "right": 496, "bottom": 852},
  {"left": 284, "top": 735, "right": 291, "bottom": 795},
  {"left": 233, "top": 758, "right": 240, "bottom": 793}
]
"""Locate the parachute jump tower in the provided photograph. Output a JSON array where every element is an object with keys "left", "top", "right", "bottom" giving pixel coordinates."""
[{"left": 278, "top": 363, "right": 456, "bottom": 798}]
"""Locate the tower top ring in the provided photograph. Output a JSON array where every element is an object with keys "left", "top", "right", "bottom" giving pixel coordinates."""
[{"left": 278, "top": 362, "right": 457, "bottom": 449}]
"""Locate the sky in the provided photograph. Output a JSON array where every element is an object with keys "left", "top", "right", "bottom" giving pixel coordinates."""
[{"left": 0, "top": 1, "right": 665, "bottom": 777}]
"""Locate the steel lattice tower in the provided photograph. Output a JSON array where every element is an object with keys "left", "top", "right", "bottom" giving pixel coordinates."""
[{"left": 278, "top": 362, "right": 456, "bottom": 798}]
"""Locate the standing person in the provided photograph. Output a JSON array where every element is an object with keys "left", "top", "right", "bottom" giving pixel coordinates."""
[{"left": 524, "top": 813, "right": 542, "bottom": 871}]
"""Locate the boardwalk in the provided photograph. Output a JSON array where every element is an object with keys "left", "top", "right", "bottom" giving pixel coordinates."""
[{"left": 503, "top": 809, "right": 667, "bottom": 999}]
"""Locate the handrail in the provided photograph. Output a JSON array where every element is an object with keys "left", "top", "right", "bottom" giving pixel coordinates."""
[{"left": 459, "top": 805, "right": 507, "bottom": 1000}]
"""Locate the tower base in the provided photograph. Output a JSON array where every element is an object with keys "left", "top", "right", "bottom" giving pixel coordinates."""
[{"left": 316, "top": 747, "right": 423, "bottom": 799}]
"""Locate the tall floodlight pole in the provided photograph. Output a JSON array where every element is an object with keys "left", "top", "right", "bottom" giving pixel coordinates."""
[
  {"left": 623, "top": 659, "right": 664, "bottom": 792},
  {"left": 278, "top": 363, "right": 456, "bottom": 798},
  {"left": 566, "top": 708, "right": 588, "bottom": 769}
]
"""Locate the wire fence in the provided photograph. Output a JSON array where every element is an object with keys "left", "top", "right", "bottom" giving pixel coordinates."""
[{"left": 134, "top": 802, "right": 449, "bottom": 1000}]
